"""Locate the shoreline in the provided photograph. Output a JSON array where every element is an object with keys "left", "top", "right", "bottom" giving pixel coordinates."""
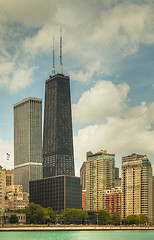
[{"left": 0, "top": 225, "right": 154, "bottom": 231}]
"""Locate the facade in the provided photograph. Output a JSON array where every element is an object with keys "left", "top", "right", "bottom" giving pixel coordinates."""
[
  {"left": 0, "top": 166, "right": 14, "bottom": 214},
  {"left": 122, "top": 153, "right": 153, "bottom": 222},
  {"left": 80, "top": 162, "right": 86, "bottom": 210},
  {"left": 115, "top": 167, "right": 121, "bottom": 187},
  {"left": 0, "top": 166, "right": 29, "bottom": 215},
  {"left": 5, "top": 212, "right": 26, "bottom": 224},
  {"left": 115, "top": 178, "right": 121, "bottom": 188},
  {"left": 30, "top": 175, "right": 82, "bottom": 211},
  {"left": 80, "top": 161, "right": 86, "bottom": 190},
  {"left": 85, "top": 150, "right": 115, "bottom": 211},
  {"left": 14, "top": 97, "right": 43, "bottom": 192},
  {"left": 43, "top": 74, "right": 75, "bottom": 178},
  {"left": 5, "top": 185, "right": 29, "bottom": 211},
  {"left": 104, "top": 187, "right": 122, "bottom": 219},
  {"left": 115, "top": 167, "right": 119, "bottom": 179},
  {"left": 82, "top": 189, "right": 86, "bottom": 210}
]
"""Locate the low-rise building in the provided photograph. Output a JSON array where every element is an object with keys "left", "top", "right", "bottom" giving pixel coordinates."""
[
  {"left": 0, "top": 166, "right": 14, "bottom": 214},
  {"left": 5, "top": 185, "right": 29, "bottom": 211},
  {"left": 5, "top": 212, "right": 26, "bottom": 224},
  {"left": 30, "top": 175, "right": 82, "bottom": 211},
  {"left": 104, "top": 187, "right": 122, "bottom": 219},
  {"left": 0, "top": 166, "right": 29, "bottom": 215}
]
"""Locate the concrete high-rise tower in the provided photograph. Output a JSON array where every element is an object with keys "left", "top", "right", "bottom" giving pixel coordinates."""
[
  {"left": 122, "top": 153, "right": 153, "bottom": 222},
  {"left": 85, "top": 150, "right": 115, "bottom": 211},
  {"left": 43, "top": 74, "right": 75, "bottom": 178},
  {"left": 14, "top": 97, "right": 43, "bottom": 192}
]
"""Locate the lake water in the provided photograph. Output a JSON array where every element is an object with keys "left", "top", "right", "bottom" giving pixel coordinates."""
[{"left": 0, "top": 231, "right": 154, "bottom": 240}]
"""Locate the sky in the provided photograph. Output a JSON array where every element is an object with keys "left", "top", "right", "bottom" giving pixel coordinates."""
[{"left": 0, "top": 0, "right": 154, "bottom": 176}]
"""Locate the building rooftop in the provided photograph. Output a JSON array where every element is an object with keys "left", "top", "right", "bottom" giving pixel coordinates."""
[
  {"left": 14, "top": 97, "right": 42, "bottom": 108},
  {"left": 86, "top": 150, "right": 115, "bottom": 158}
]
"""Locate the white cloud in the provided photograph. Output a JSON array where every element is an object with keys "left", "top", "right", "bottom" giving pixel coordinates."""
[
  {"left": 0, "top": 60, "right": 35, "bottom": 92},
  {"left": 21, "top": 0, "right": 154, "bottom": 78},
  {"left": 69, "top": 61, "right": 101, "bottom": 83},
  {"left": 0, "top": 0, "right": 56, "bottom": 27},
  {"left": 74, "top": 113, "right": 154, "bottom": 174},
  {"left": 0, "top": 0, "right": 153, "bottom": 83},
  {"left": 23, "top": 25, "right": 59, "bottom": 54},
  {"left": 9, "top": 65, "right": 35, "bottom": 92},
  {"left": 19, "top": 1, "right": 154, "bottom": 71},
  {"left": 73, "top": 82, "right": 154, "bottom": 174},
  {"left": 72, "top": 80, "right": 130, "bottom": 124}
]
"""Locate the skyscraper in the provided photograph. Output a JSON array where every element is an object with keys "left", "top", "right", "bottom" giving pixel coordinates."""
[
  {"left": 85, "top": 150, "right": 115, "bottom": 211},
  {"left": 115, "top": 167, "right": 121, "bottom": 187},
  {"left": 30, "top": 32, "right": 82, "bottom": 211},
  {"left": 122, "top": 153, "right": 153, "bottom": 222},
  {"left": 14, "top": 97, "right": 43, "bottom": 192},
  {"left": 80, "top": 161, "right": 86, "bottom": 190},
  {"left": 43, "top": 74, "right": 75, "bottom": 178}
]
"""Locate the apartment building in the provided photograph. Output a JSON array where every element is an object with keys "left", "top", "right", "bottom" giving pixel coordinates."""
[
  {"left": 85, "top": 150, "right": 115, "bottom": 211},
  {"left": 122, "top": 153, "right": 152, "bottom": 222}
]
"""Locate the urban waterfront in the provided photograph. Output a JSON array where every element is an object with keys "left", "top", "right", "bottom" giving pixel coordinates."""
[
  {"left": 1, "top": 1, "right": 154, "bottom": 229},
  {"left": 0, "top": 231, "right": 154, "bottom": 240}
]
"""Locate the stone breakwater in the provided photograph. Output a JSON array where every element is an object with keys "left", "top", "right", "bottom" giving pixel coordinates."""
[{"left": 0, "top": 225, "right": 154, "bottom": 231}]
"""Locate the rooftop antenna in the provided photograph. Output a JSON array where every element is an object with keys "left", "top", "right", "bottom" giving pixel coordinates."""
[
  {"left": 60, "top": 25, "right": 63, "bottom": 74},
  {"left": 52, "top": 36, "right": 55, "bottom": 75}
]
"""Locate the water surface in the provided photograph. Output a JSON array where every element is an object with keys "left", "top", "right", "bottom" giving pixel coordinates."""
[{"left": 0, "top": 230, "right": 154, "bottom": 240}]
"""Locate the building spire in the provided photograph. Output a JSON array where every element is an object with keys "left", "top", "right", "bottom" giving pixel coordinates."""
[
  {"left": 52, "top": 36, "right": 55, "bottom": 75},
  {"left": 60, "top": 25, "right": 63, "bottom": 74}
]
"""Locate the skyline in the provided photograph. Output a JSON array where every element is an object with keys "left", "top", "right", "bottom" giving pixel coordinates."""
[{"left": 1, "top": 0, "right": 154, "bottom": 175}]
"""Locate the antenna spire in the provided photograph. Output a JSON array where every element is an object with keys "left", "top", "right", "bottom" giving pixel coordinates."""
[
  {"left": 60, "top": 25, "right": 63, "bottom": 74},
  {"left": 52, "top": 37, "right": 55, "bottom": 75}
]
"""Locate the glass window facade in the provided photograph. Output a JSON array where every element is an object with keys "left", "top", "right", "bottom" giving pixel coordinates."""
[
  {"left": 43, "top": 74, "right": 75, "bottom": 178},
  {"left": 14, "top": 98, "right": 43, "bottom": 193},
  {"left": 29, "top": 175, "right": 82, "bottom": 211},
  {"left": 122, "top": 154, "right": 152, "bottom": 222}
]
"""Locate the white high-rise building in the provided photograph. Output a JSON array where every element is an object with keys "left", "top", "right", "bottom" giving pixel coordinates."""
[
  {"left": 14, "top": 97, "right": 43, "bottom": 192},
  {"left": 122, "top": 153, "right": 153, "bottom": 222},
  {"left": 85, "top": 150, "right": 115, "bottom": 212}
]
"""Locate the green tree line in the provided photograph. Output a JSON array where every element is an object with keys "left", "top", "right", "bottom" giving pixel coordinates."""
[
  {"left": 15, "top": 203, "right": 88, "bottom": 224},
  {"left": 12, "top": 203, "right": 149, "bottom": 225}
]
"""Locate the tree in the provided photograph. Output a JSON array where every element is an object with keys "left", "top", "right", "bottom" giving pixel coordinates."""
[
  {"left": 44, "top": 207, "right": 56, "bottom": 223},
  {"left": 98, "top": 209, "right": 111, "bottom": 225},
  {"left": 125, "top": 215, "right": 139, "bottom": 225},
  {"left": 111, "top": 212, "right": 121, "bottom": 225},
  {"left": 138, "top": 214, "right": 149, "bottom": 225},
  {"left": 9, "top": 214, "right": 18, "bottom": 224},
  {"left": 59, "top": 208, "right": 88, "bottom": 224},
  {"left": 22, "top": 202, "right": 45, "bottom": 224}
]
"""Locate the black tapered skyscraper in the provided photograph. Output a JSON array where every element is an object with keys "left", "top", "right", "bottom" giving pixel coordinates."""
[
  {"left": 30, "top": 32, "right": 81, "bottom": 211},
  {"left": 43, "top": 73, "right": 75, "bottom": 177}
]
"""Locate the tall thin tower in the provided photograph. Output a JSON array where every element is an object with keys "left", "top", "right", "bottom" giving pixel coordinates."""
[{"left": 43, "top": 30, "right": 75, "bottom": 178}]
